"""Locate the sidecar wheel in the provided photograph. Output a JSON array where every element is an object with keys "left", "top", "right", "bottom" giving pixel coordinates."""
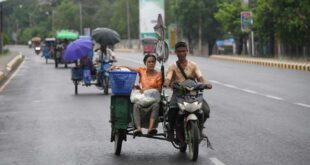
[
  {"left": 114, "top": 130, "right": 124, "bottom": 155},
  {"left": 55, "top": 60, "right": 58, "bottom": 68},
  {"left": 74, "top": 81, "right": 78, "bottom": 95},
  {"left": 188, "top": 121, "right": 199, "bottom": 161}
]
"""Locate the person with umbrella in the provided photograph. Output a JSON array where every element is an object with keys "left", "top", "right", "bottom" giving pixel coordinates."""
[{"left": 94, "top": 44, "right": 116, "bottom": 65}]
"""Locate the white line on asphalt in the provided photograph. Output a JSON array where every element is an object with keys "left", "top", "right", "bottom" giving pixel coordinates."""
[
  {"left": 210, "top": 80, "right": 221, "bottom": 84},
  {"left": 295, "top": 103, "right": 310, "bottom": 108},
  {"left": 241, "top": 89, "right": 258, "bottom": 94},
  {"left": 210, "top": 157, "right": 226, "bottom": 165},
  {"left": 223, "top": 83, "right": 239, "bottom": 89},
  {"left": 264, "top": 95, "right": 284, "bottom": 100},
  {"left": 0, "top": 59, "right": 25, "bottom": 93}
]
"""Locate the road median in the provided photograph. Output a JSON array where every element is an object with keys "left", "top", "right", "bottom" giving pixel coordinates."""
[{"left": 210, "top": 55, "right": 310, "bottom": 71}]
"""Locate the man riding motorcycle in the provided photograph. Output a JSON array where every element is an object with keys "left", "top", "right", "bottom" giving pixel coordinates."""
[{"left": 163, "top": 41, "right": 212, "bottom": 140}]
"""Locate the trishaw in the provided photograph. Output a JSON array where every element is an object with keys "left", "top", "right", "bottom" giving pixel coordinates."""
[
  {"left": 68, "top": 38, "right": 116, "bottom": 95},
  {"left": 54, "top": 39, "right": 75, "bottom": 68},
  {"left": 109, "top": 14, "right": 213, "bottom": 161},
  {"left": 109, "top": 71, "right": 213, "bottom": 161},
  {"left": 69, "top": 27, "right": 120, "bottom": 95},
  {"left": 71, "top": 59, "right": 115, "bottom": 95},
  {"left": 55, "top": 30, "right": 79, "bottom": 68},
  {"left": 31, "top": 37, "right": 42, "bottom": 55},
  {"left": 42, "top": 38, "right": 56, "bottom": 64}
]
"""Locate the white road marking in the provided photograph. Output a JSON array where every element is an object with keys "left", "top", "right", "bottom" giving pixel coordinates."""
[
  {"left": 223, "top": 84, "right": 238, "bottom": 89},
  {"left": 210, "top": 157, "right": 226, "bottom": 165},
  {"left": 295, "top": 103, "right": 310, "bottom": 108},
  {"left": 242, "top": 89, "right": 258, "bottom": 94},
  {"left": 264, "top": 95, "right": 284, "bottom": 100},
  {"left": 210, "top": 80, "right": 222, "bottom": 84}
]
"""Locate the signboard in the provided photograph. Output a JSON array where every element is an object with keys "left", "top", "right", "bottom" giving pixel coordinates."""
[
  {"left": 139, "top": 0, "right": 164, "bottom": 39},
  {"left": 241, "top": 11, "right": 253, "bottom": 32}
]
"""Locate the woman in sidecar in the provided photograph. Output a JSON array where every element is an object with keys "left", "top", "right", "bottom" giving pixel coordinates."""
[{"left": 110, "top": 54, "right": 162, "bottom": 136}]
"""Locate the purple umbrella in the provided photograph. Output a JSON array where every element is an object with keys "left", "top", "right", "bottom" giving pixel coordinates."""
[{"left": 64, "top": 39, "right": 92, "bottom": 62}]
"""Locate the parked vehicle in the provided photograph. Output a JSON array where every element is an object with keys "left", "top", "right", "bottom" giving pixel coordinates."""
[{"left": 141, "top": 38, "right": 157, "bottom": 55}]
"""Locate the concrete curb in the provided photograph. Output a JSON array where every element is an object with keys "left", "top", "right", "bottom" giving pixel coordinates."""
[
  {"left": 6, "top": 52, "right": 24, "bottom": 72},
  {"left": 0, "top": 52, "right": 24, "bottom": 86},
  {"left": 0, "top": 71, "right": 4, "bottom": 83},
  {"left": 210, "top": 55, "right": 310, "bottom": 71}
]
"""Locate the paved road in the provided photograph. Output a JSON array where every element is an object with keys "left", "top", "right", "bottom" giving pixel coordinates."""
[{"left": 0, "top": 45, "right": 310, "bottom": 165}]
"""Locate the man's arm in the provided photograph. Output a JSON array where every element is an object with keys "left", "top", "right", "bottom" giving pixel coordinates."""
[
  {"left": 195, "top": 64, "right": 212, "bottom": 89},
  {"left": 197, "top": 76, "right": 212, "bottom": 89}
]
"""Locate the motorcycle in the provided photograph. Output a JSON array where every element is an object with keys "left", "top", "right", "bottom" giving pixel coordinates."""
[
  {"left": 34, "top": 46, "right": 41, "bottom": 55},
  {"left": 96, "top": 59, "right": 116, "bottom": 94},
  {"left": 162, "top": 79, "right": 212, "bottom": 161}
]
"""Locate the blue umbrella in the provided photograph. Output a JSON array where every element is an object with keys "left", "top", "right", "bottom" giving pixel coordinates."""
[{"left": 64, "top": 39, "right": 93, "bottom": 62}]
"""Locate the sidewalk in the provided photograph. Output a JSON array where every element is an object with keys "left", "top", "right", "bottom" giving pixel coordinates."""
[{"left": 0, "top": 51, "right": 24, "bottom": 86}]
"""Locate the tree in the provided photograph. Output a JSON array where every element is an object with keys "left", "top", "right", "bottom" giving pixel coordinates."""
[
  {"left": 215, "top": 0, "right": 248, "bottom": 55},
  {"left": 255, "top": 0, "right": 310, "bottom": 58},
  {"left": 174, "top": 0, "right": 221, "bottom": 55},
  {"left": 53, "top": 0, "right": 80, "bottom": 32}
]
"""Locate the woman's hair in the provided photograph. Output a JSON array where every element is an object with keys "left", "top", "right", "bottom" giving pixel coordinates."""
[{"left": 143, "top": 53, "right": 157, "bottom": 64}]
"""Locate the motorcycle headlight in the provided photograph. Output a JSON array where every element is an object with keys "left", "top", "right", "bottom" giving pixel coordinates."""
[{"left": 178, "top": 101, "right": 202, "bottom": 113}]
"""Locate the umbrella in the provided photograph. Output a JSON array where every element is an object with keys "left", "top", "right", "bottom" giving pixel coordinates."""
[
  {"left": 92, "top": 27, "right": 120, "bottom": 45},
  {"left": 64, "top": 39, "right": 92, "bottom": 62},
  {"left": 56, "top": 30, "right": 79, "bottom": 40}
]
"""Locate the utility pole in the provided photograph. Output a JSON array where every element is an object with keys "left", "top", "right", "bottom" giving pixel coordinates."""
[
  {"left": 126, "top": 0, "right": 132, "bottom": 48},
  {"left": 79, "top": 2, "right": 83, "bottom": 35},
  {"left": 0, "top": 0, "right": 5, "bottom": 54}
]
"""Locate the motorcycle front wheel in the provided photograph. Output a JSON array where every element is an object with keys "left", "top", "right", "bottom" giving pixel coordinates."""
[
  {"left": 103, "top": 77, "right": 109, "bottom": 95},
  {"left": 187, "top": 120, "right": 199, "bottom": 161}
]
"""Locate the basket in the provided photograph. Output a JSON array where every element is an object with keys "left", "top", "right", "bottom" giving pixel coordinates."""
[
  {"left": 71, "top": 67, "right": 82, "bottom": 80},
  {"left": 109, "top": 71, "right": 137, "bottom": 95}
]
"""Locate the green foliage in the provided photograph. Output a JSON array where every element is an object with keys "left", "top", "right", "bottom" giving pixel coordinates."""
[
  {"left": 3, "top": 0, "right": 310, "bottom": 58},
  {"left": 215, "top": 0, "right": 248, "bottom": 38},
  {"left": 53, "top": 0, "right": 80, "bottom": 32},
  {"left": 174, "top": 0, "right": 221, "bottom": 53}
]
